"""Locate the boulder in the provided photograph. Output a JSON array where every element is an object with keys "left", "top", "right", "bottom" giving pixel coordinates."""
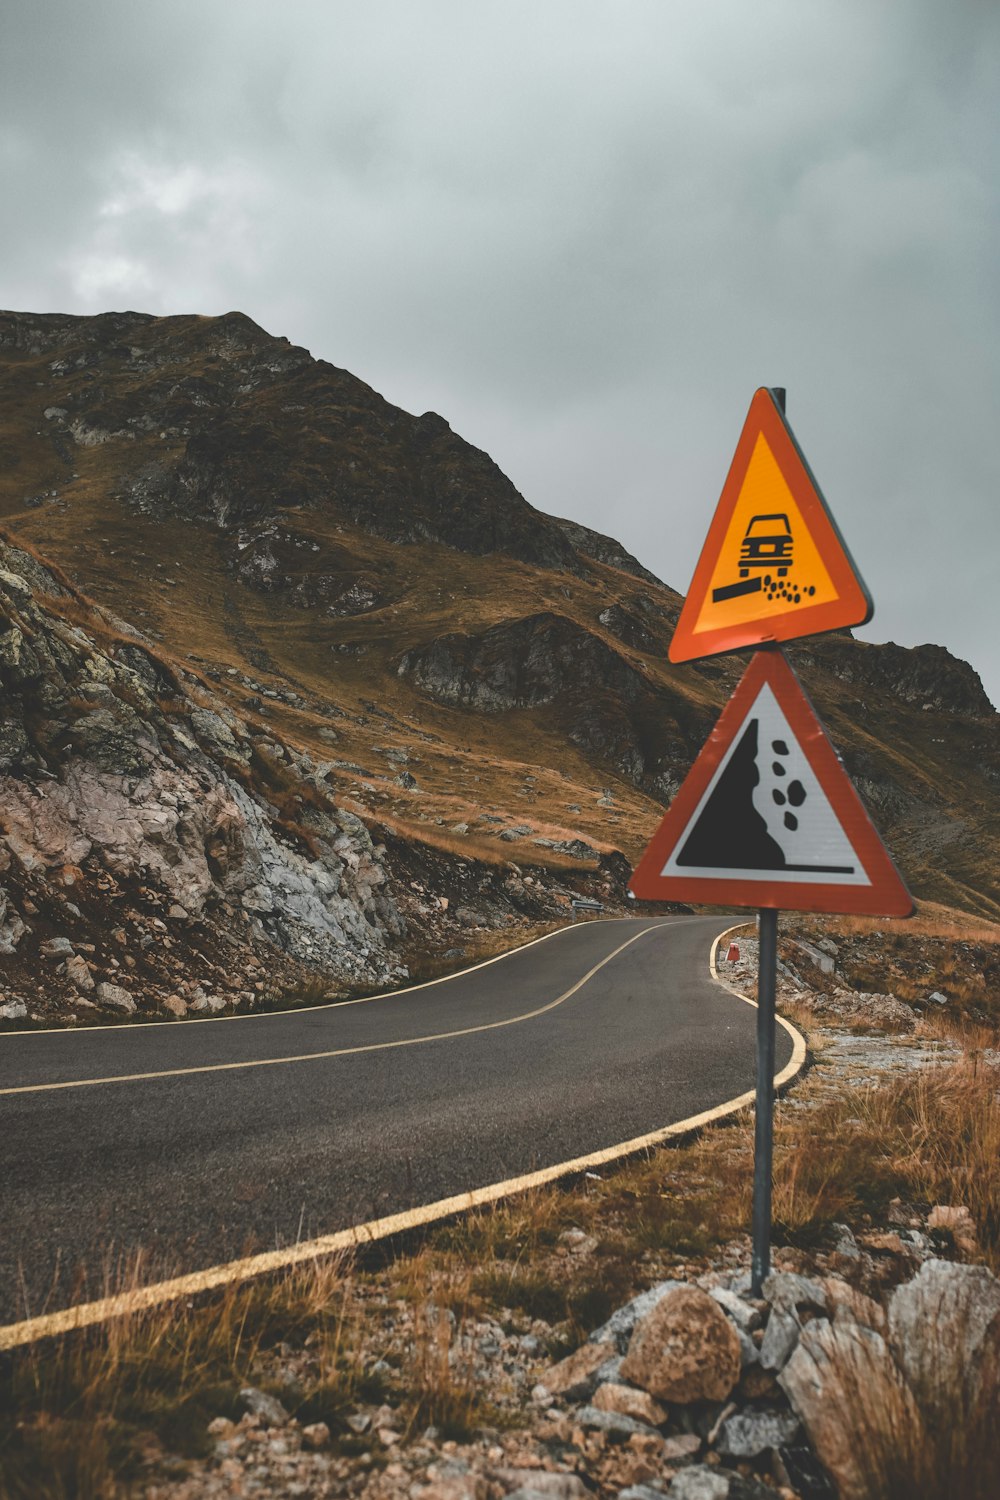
[
  {"left": 41, "top": 935, "right": 75, "bottom": 958},
  {"left": 589, "top": 1279, "right": 685, "bottom": 1354},
  {"left": 65, "top": 954, "right": 95, "bottom": 992},
  {"left": 779, "top": 1319, "right": 922, "bottom": 1500},
  {"left": 239, "top": 1385, "right": 289, "bottom": 1426},
  {"left": 887, "top": 1258, "right": 1000, "bottom": 1421},
  {"left": 95, "top": 981, "right": 137, "bottom": 1014},
  {"left": 620, "top": 1286, "right": 741, "bottom": 1404}
]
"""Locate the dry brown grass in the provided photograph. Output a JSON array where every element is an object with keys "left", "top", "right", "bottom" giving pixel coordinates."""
[
  {"left": 824, "top": 900, "right": 1000, "bottom": 946},
  {"left": 0, "top": 1254, "right": 357, "bottom": 1500},
  {"left": 350, "top": 806, "right": 601, "bottom": 874},
  {"left": 1, "top": 1034, "right": 996, "bottom": 1496}
]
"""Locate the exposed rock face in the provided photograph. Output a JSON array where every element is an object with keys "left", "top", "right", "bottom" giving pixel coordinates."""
[
  {"left": 0, "top": 545, "right": 405, "bottom": 1018},
  {"left": 552, "top": 515, "right": 665, "bottom": 587},
  {"left": 398, "top": 612, "right": 709, "bottom": 795},
  {"left": 789, "top": 636, "right": 994, "bottom": 719}
]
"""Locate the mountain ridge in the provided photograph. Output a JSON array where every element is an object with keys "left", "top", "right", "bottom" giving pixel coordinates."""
[{"left": 0, "top": 307, "right": 997, "bottom": 1025}]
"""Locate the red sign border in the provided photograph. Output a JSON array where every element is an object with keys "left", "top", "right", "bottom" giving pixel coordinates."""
[
  {"left": 630, "top": 650, "right": 913, "bottom": 915},
  {"left": 669, "top": 388, "right": 874, "bottom": 664}
]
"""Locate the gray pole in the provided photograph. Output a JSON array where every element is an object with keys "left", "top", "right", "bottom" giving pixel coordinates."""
[{"left": 751, "top": 907, "right": 778, "bottom": 1294}]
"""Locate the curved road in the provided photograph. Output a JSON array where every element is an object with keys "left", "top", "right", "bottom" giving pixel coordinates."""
[{"left": 0, "top": 916, "right": 792, "bottom": 1332}]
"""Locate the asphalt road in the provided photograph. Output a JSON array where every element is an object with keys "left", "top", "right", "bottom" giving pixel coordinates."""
[{"left": 0, "top": 915, "right": 791, "bottom": 1328}]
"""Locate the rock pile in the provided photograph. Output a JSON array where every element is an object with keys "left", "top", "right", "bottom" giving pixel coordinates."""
[{"left": 144, "top": 1252, "right": 999, "bottom": 1500}]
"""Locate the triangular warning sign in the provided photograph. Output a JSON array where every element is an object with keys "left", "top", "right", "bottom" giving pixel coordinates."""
[
  {"left": 631, "top": 651, "right": 912, "bottom": 915},
  {"left": 669, "top": 389, "right": 873, "bottom": 663}
]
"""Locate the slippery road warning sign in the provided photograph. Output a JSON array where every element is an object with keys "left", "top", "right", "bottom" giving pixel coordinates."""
[
  {"left": 669, "top": 389, "right": 873, "bottom": 663},
  {"left": 630, "top": 651, "right": 912, "bottom": 915}
]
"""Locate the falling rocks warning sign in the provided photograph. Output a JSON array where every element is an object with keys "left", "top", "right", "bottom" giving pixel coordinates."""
[
  {"left": 669, "top": 388, "right": 873, "bottom": 663},
  {"left": 630, "top": 651, "right": 912, "bottom": 916}
]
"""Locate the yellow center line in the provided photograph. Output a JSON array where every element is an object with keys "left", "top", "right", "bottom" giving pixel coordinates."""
[{"left": 0, "top": 924, "right": 670, "bottom": 1098}]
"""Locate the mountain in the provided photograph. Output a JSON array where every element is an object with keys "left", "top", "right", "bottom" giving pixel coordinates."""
[{"left": 0, "top": 309, "right": 996, "bottom": 1021}]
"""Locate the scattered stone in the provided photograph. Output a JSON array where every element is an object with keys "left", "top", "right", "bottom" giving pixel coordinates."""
[
  {"left": 716, "top": 1408, "right": 800, "bottom": 1458},
  {"left": 41, "top": 936, "right": 75, "bottom": 958},
  {"left": 779, "top": 1319, "right": 920, "bottom": 1500},
  {"left": 497, "top": 1474, "right": 589, "bottom": 1500},
  {"left": 558, "top": 1226, "right": 598, "bottom": 1255},
  {"left": 709, "top": 1287, "right": 761, "bottom": 1332},
  {"left": 592, "top": 1381, "right": 668, "bottom": 1427},
  {"left": 887, "top": 1258, "right": 1000, "bottom": 1417},
  {"left": 346, "top": 1412, "right": 372, "bottom": 1434},
  {"left": 575, "top": 1404, "right": 661, "bottom": 1438},
  {"left": 95, "top": 981, "right": 137, "bottom": 1014},
  {"left": 540, "top": 1340, "right": 616, "bottom": 1399},
  {"left": 160, "top": 994, "right": 188, "bottom": 1018},
  {"left": 621, "top": 1286, "right": 742, "bottom": 1404},
  {"left": 829, "top": 1222, "right": 861, "bottom": 1259},
  {"left": 661, "top": 1434, "right": 702, "bottom": 1463},
  {"left": 65, "top": 954, "right": 95, "bottom": 991},
  {"left": 302, "top": 1421, "right": 330, "bottom": 1448},
  {"left": 927, "top": 1204, "right": 979, "bottom": 1256},
  {"left": 238, "top": 1385, "right": 290, "bottom": 1425},
  {"left": 666, "top": 1466, "right": 731, "bottom": 1499},
  {"left": 168, "top": 903, "right": 188, "bottom": 920},
  {"left": 822, "top": 1279, "right": 886, "bottom": 1335},
  {"left": 0, "top": 1000, "right": 27, "bottom": 1021},
  {"left": 762, "top": 1272, "right": 829, "bottom": 1317}
]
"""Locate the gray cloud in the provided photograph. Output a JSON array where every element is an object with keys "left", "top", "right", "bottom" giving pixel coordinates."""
[{"left": 3, "top": 0, "right": 998, "bottom": 702}]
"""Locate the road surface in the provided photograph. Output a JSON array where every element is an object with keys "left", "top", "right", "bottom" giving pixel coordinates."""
[{"left": 0, "top": 915, "right": 792, "bottom": 1329}]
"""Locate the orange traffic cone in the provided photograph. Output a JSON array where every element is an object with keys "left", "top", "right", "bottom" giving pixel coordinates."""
[{"left": 726, "top": 942, "right": 741, "bottom": 962}]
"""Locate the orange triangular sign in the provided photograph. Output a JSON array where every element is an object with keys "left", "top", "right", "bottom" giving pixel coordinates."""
[
  {"left": 669, "top": 389, "right": 873, "bottom": 663},
  {"left": 631, "top": 651, "right": 912, "bottom": 916}
]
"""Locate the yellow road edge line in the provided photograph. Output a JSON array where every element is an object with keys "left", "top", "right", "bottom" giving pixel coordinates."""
[
  {"left": 4, "top": 919, "right": 630, "bottom": 1038},
  {"left": 0, "top": 919, "right": 807, "bottom": 1353},
  {"left": 708, "top": 921, "right": 807, "bottom": 1089},
  {"left": 0, "top": 926, "right": 667, "bottom": 1097}
]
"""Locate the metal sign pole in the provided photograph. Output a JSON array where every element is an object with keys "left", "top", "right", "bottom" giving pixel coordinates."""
[{"left": 751, "top": 907, "right": 778, "bottom": 1294}]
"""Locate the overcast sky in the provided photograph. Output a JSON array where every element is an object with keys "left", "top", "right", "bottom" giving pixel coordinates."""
[{"left": 4, "top": 1, "right": 998, "bottom": 705}]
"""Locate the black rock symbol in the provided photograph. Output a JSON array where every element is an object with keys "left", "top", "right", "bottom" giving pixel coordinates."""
[{"left": 771, "top": 742, "right": 806, "bottom": 832}]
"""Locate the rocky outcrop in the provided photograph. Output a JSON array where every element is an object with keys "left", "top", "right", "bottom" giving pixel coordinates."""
[
  {"left": 552, "top": 515, "right": 664, "bottom": 587},
  {"left": 397, "top": 612, "right": 709, "bottom": 797},
  {"left": 0, "top": 309, "right": 584, "bottom": 573},
  {"left": 788, "top": 635, "right": 994, "bottom": 718},
  {"left": 0, "top": 543, "right": 405, "bottom": 1020}
]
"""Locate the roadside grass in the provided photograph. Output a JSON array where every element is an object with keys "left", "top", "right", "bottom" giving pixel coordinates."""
[{"left": 2, "top": 1023, "right": 997, "bottom": 1497}]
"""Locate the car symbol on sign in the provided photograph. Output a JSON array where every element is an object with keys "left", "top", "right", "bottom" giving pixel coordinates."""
[{"left": 739, "top": 514, "right": 793, "bottom": 577}]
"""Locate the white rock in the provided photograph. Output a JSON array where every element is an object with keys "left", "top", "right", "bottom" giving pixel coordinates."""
[{"left": 95, "top": 981, "right": 136, "bottom": 1014}]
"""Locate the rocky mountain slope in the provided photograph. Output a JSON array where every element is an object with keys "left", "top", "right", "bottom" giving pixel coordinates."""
[{"left": 0, "top": 307, "right": 997, "bottom": 1021}]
